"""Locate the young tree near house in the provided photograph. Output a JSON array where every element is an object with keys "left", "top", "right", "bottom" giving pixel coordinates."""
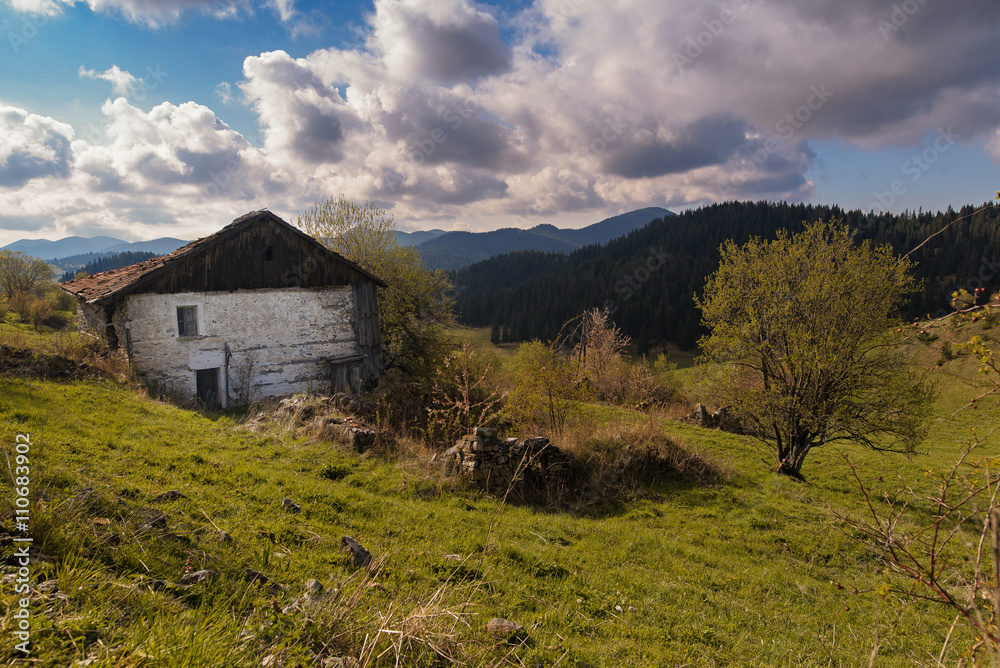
[
  {"left": 504, "top": 340, "right": 587, "bottom": 435},
  {"left": 696, "top": 220, "right": 935, "bottom": 476},
  {"left": 297, "top": 195, "right": 455, "bottom": 380},
  {"left": 427, "top": 340, "right": 506, "bottom": 444}
]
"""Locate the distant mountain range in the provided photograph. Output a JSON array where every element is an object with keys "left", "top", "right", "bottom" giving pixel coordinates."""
[
  {"left": 4, "top": 205, "right": 671, "bottom": 271},
  {"left": 410, "top": 207, "right": 675, "bottom": 270},
  {"left": 393, "top": 229, "right": 447, "bottom": 247},
  {"left": 2, "top": 236, "right": 189, "bottom": 261}
]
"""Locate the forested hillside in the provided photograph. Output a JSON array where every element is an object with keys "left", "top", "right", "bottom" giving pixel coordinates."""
[
  {"left": 453, "top": 201, "right": 1000, "bottom": 352},
  {"left": 58, "top": 251, "right": 159, "bottom": 281},
  {"left": 417, "top": 207, "right": 672, "bottom": 270}
]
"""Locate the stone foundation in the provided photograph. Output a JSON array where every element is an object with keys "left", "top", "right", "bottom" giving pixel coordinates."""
[{"left": 442, "top": 428, "right": 573, "bottom": 493}]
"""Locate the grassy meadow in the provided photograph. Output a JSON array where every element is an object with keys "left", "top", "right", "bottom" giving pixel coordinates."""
[{"left": 1, "top": 318, "right": 999, "bottom": 666}]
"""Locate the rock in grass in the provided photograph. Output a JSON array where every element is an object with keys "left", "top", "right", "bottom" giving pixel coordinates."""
[
  {"left": 35, "top": 579, "right": 58, "bottom": 593},
  {"left": 217, "top": 531, "right": 233, "bottom": 544},
  {"left": 178, "top": 569, "right": 216, "bottom": 585},
  {"left": 281, "top": 498, "right": 301, "bottom": 513},
  {"left": 131, "top": 507, "right": 168, "bottom": 529},
  {"left": 304, "top": 578, "right": 324, "bottom": 594},
  {"left": 322, "top": 658, "right": 358, "bottom": 668},
  {"left": 245, "top": 568, "right": 270, "bottom": 584},
  {"left": 486, "top": 617, "right": 526, "bottom": 640},
  {"left": 245, "top": 568, "right": 284, "bottom": 595},
  {"left": 341, "top": 535, "right": 372, "bottom": 568}
]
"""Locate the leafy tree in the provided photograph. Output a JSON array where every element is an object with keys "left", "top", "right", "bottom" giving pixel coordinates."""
[
  {"left": 696, "top": 220, "right": 935, "bottom": 476},
  {"left": 297, "top": 195, "right": 455, "bottom": 380},
  {"left": 0, "top": 250, "right": 53, "bottom": 299}
]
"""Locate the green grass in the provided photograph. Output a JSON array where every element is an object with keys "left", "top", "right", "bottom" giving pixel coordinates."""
[
  {"left": 2, "top": 323, "right": 1000, "bottom": 666},
  {"left": 447, "top": 325, "right": 519, "bottom": 360}
]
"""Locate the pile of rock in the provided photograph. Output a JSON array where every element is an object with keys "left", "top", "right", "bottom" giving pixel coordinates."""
[
  {"left": 272, "top": 395, "right": 387, "bottom": 452},
  {"left": 311, "top": 416, "right": 382, "bottom": 452},
  {"left": 442, "top": 428, "right": 573, "bottom": 493},
  {"left": 686, "top": 403, "right": 743, "bottom": 434}
]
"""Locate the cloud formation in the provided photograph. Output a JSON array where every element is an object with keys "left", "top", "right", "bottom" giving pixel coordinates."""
[
  {"left": 1, "top": 0, "right": 1000, "bottom": 242},
  {"left": 0, "top": 106, "right": 74, "bottom": 187},
  {"left": 79, "top": 64, "right": 142, "bottom": 97},
  {"left": 6, "top": 0, "right": 256, "bottom": 26}
]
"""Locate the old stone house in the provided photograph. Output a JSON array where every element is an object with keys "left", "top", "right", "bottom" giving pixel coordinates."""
[{"left": 59, "top": 210, "right": 385, "bottom": 407}]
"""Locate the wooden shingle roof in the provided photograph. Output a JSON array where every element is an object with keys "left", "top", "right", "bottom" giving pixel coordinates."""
[{"left": 59, "top": 210, "right": 387, "bottom": 304}]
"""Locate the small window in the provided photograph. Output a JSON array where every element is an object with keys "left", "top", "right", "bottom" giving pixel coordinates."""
[
  {"left": 177, "top": 306, "right": 198, "bottom": 337},
  {"left": 264, "top": 245, "right": 274, "bottom": 262}
]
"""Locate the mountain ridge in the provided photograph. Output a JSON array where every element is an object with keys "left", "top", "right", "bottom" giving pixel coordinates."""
[
  {"left": 1, "top": 236, "right": 189, "bottom": 260},
  {"left": 415, "top": 206, "right": 674, "bottom": 270}
]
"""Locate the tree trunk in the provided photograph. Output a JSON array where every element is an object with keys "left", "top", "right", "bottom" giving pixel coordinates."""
[{"left": 776, "top": 441, "right": 810, "bottom": 478}]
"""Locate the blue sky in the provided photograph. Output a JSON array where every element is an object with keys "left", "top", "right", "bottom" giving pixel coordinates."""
[{"left": 1, "top": 0, "right": 998, "bottom": 244}]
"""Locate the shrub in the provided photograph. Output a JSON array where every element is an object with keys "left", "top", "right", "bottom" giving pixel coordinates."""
[
  {"left": 426, "top": 341, "right": 506, "bottom": 445},
  {"left": 504, "top": 340, "right": 587, "bottom": 435},
  {"left": 8, "top": 289, "right": 34, "bottom": 322}
]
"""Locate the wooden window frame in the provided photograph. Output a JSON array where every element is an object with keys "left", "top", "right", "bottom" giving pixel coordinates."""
[{"left": 177, "top": 305, "right": 199, "bottom": 337}]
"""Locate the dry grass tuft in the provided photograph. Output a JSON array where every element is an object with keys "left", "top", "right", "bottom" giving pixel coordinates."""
[
  {"left": 560, "top": 415, "right": 732, "bottom": 496},
  {"left": 0, "top": 329, "right": 133, "bottom": 382}
]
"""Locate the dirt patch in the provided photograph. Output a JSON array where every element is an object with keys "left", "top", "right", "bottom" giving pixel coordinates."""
[{"left": 0, "top": 344, "right": 114, "bottom": 380}]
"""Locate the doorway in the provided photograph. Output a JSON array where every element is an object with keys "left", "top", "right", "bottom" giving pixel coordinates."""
[{"left": 196, "top": 368, "right": 221, "bottom": 409}]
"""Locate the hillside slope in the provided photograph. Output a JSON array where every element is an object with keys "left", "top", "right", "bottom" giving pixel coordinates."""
[{"left": 0, "top": 326, "right": 987, "bottom": 665}]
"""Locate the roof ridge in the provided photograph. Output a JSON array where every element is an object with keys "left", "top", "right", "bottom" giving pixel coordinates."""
[{"left": 59, "top": 210, "right": 385, "bottom": 303}]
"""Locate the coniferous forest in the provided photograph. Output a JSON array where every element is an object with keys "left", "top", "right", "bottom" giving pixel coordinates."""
[
  {"left": 452, "top": 201, "right": 1000, "bottom": 352},
  {"left": 58, "top": 251, "right": 159, "bottom": 282}
]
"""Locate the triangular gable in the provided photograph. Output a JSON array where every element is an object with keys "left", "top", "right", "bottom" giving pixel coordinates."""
[{"left": 60, "top": 210, "right": 387, "bottom": 304}]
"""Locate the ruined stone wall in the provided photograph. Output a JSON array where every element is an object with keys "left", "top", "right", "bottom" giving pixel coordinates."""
[
  {"left": 77, "top": 300, "right": 108, "bottom": 342},
  {"left": 118, "top": 286, "right": 357, "bottom": 405},
  {"left": 443, "top": 428, "right": 573, "bottom": 494}
]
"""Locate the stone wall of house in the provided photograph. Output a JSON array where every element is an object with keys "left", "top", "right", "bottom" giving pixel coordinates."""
[
  {"left": 117, "top": 286, "right": 357, "bottom": 405},
  {"left": 442, "top": 428, "right": 574, "bottom": 493},
  {"left": 77, "top": 300, "right": 109, "bottom": 342}
]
